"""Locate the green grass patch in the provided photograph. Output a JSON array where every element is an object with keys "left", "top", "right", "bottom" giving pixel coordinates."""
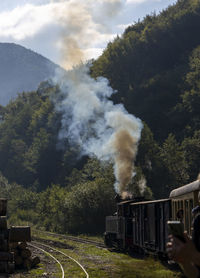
[{"left": 32, "top": 230, "right": 182, "bottom": 278}]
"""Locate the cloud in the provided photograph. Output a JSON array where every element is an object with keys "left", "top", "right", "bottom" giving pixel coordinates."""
[
  {"left": 0, "top": 1, "right": 120, "bottom": 67},
  {"left": 0, "top": 3, "right": 57, "bottom": 40},
  {"left": 118, "top": 23, "right": 131, "bottom": 31},
  {"left": 0, "top": 0, "right": 176, "bottom": 66},
  {"left": 126, "top": 0, "right": 148, "bottom": 3},
  {"left": 50, "top": 0, "right": 123, "bottom": 68},
  {"left": 83, "top": 48, "right": 104, "bottom": 61},
  {"left": 126, "top": 0, "right": 160, "bottom": 3}
]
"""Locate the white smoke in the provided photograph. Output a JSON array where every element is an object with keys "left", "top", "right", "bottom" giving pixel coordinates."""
[
  {"left": 51, "top": 0, "right": 143, "bottom": 196},
  {"left": 54, "top": 64, "right": 143, "bottom": 194},
  {"left": 138, "top": 176, "right": 146, "bottom": 196}
]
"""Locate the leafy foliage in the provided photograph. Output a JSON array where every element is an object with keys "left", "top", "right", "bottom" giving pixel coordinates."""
[
  {"left": 91, "top": 0, "right": 200, "bottom": 141},
  {"left": 0, "top": 160, "right": 116, "bottom": 234}
]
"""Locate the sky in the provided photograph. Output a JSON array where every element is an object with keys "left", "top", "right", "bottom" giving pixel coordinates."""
[{"left": 0, "top": 0, "right": 177, "bottom": 69}]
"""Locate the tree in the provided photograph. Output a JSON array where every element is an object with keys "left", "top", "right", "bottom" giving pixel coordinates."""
[
  {"left": 65, "top": 178, "right": 115, "bottom": 234},
  {"left": 159, "top": 134, "right": 189, "bottom": 190},
  {"left": 182, "top": 130, "right": 200, "bottom": 181}
]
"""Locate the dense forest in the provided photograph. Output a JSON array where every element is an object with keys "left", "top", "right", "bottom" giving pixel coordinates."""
[{"left": 0, "top": 0, "right": 200, "bottom": 234}]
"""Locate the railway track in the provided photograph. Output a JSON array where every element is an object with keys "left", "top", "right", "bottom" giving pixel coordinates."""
[
  {"left": 29, "top": 240, "right": 89, "bottom": 278},
  {"left": 29, "top": 242, "right": 65, "bottom": 278},
  {"left": 32, "top": 229, "right": 105, "bottom": 248}
]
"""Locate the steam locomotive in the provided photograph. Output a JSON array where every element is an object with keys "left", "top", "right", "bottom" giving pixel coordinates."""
[{"left": 104, "top": 180, "right": 200, "bottom": 255}]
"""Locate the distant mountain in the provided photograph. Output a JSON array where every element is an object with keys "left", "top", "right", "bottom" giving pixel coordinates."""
[{"left": 0, "top": 43, "right": 61, "bottom": 105}]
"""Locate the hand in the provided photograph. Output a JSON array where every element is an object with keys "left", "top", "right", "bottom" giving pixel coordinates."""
[
  {"left": 166, "top": 232, "right": 195, "bottom": 264},
  {"left": 167, "top": 232, "right": 200, "bottom": 278}
]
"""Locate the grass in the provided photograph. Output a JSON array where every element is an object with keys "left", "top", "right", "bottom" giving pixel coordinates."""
[
  {"left": 31, "top": 230, "right": 182, "bottom": 278},
  {"left": 11, "top": 263, "right": 45, "bottom": 278}
]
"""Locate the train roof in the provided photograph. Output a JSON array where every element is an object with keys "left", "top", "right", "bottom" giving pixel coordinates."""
[
  {"left": 169, "top": 180, "right": 200, "bottom": 198},
  {"left": 130, "top": 198, "right": 170, "bottom": 206},
  {"left": 118, "top": 200, "right": 134, "bottom": 205}
]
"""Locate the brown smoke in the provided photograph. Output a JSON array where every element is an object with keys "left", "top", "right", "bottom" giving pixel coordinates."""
[
  {"left": 55, "top": 1, "right": 92, "bottom": 69},
  {"left": 53, "top": 0, "right": 143, "bottom": 198},
  {"left": 52, "top": 0, "right": 123, "bottom": 69},
  {"left": 113, "top": 129, "right": 138, "bottom": 195}
]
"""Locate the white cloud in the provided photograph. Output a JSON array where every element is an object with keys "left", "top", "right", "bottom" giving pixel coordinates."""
[
  {"left": 0, "top": 3, "right": 56, "bottom": 40},
  {"left": 117, "top": 23, "right": 131, "bottom": 31},
  {"left": 83, "top": 48, "right": 104, "bottom": 61},
  {"left": 0, "top": 0, "right": 175, "bottom": 66},
  {"left": 126, "top": 0, "right": 161, "bottom": 3},
  {"left": 0, "top": 1, "right": 119, "bottom": 66},
  {"left": 126, "top": 0, "right": 148, "bottom": 3},
  {"left": 48, "top": 0, "right": 122, "bottom": 68}
]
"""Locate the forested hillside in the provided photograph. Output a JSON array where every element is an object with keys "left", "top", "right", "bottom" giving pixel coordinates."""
[
  {"left": 90, "top": 0, "right": 200, "bottom": 196},
  {"left": 91, "top": 0, "right": 200, "bottom": 141},
  {"left": 0, "top": 0, "right": 200, "bottom": 234},
  {"left": 0, "top": 43, "right": 61, "bottom": 105}
]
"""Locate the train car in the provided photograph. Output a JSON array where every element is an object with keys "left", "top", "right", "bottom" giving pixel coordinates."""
[
  {"left": 170, "top": 179, "right": 200, "bottom": 236},
  {"left": 131, "top": 199, "right": 171, "bottom": 254},
  {"left": 104, "top": 179, "right": 200, "bottom": 255}
]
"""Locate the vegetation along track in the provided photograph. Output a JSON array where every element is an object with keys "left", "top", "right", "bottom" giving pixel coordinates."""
[
  {"left": 33, "top": 229, "right": 105, "bottom": 248},
  {"left": 29, "top": 241, "right": 89, "bottom": 278}
]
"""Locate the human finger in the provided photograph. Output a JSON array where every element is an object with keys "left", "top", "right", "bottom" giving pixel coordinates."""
[
  {"left": 183, "top": 231, "right": 190, "bottom": 242},
  {"left": 166, "top": 242, "right": 172, "bottom": 248},
  {"left": 168, "top": 234, "right": 173, "bottom": 240}
]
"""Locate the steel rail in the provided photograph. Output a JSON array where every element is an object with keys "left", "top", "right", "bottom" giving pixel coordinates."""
[
  {"left": 29, "top": 242, "right": 65, "bottom": 278},
  {"left": 30, "top": 241, "right": 89, "bottom": 278},
  {"left": 32, "top": 229, "right": 105, "bottom": 248}
]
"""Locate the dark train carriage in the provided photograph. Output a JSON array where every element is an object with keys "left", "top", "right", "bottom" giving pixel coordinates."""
[
  {"left": 131, "top": 199, "right": 171, "bottom": 254},
  {"left": 104, "top": 179, "right": 200, "bottom": 256}
]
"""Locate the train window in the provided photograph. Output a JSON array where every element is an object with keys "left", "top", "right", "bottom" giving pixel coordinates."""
[
  {"left": 175, "top": 201, "right": 179, "bottom": 220},
  {"left": 181, "top": 200, "right": 183, "bottom": 209},
  {"left": 176, "top": 209, "right": 184, "bottom": 222},
  {"left": 178, "top": 200, "right": 181, "bottom": 210},
  {"left": 160, "top": 207, "right": 162, "bottom": 219},
  {"left": 118, "top": 206, "right": 122, "bottom": 216},
  {"left": 189, "top": 199, "right": 194, "bottom": 235},
  {"left": 124, "top": 205, "right": 128, "bottom": 216},
  {"left": 190, "top": 199, "right": 194, "bottom": 210},
  {"left": 174, "top": 201, "right": 177, "bottom": 216},
  {"left": 172, "top": 201, "right": 176, "bottom": 219},
  {"left": 185, "top": 200, "right": 190, "bottom": 233},
  {"left": 130, "top": 206, "right": 133, "bottom": 217},
  {"left": 173, "top": 201, "right": 176, "bottom": 219},
  {"left": 144, "top": 206, "right": 147, "bottom": 219}
]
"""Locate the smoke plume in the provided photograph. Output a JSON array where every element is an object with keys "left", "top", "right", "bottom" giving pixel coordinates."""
[
  {"left": 51, "top": 0, "right": 123, "bottom": 69},
  {"left": 55, "top": 64, "right": 143, "bottom": 195},
  {"left": 52, "top": 0, "right": 143, "bottom": 196}
]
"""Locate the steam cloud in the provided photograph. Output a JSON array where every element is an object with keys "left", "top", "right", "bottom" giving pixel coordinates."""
[
  {"left": 53, "top": 0, "right": 143, "bottom": 196},
  {"left": 55, "top": 65, "right": 143, "bottom": 195}
]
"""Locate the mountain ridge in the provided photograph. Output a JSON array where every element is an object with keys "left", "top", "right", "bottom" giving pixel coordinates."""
[{"left": 0, "top": 42, "right": 61, "bottom": 105}]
